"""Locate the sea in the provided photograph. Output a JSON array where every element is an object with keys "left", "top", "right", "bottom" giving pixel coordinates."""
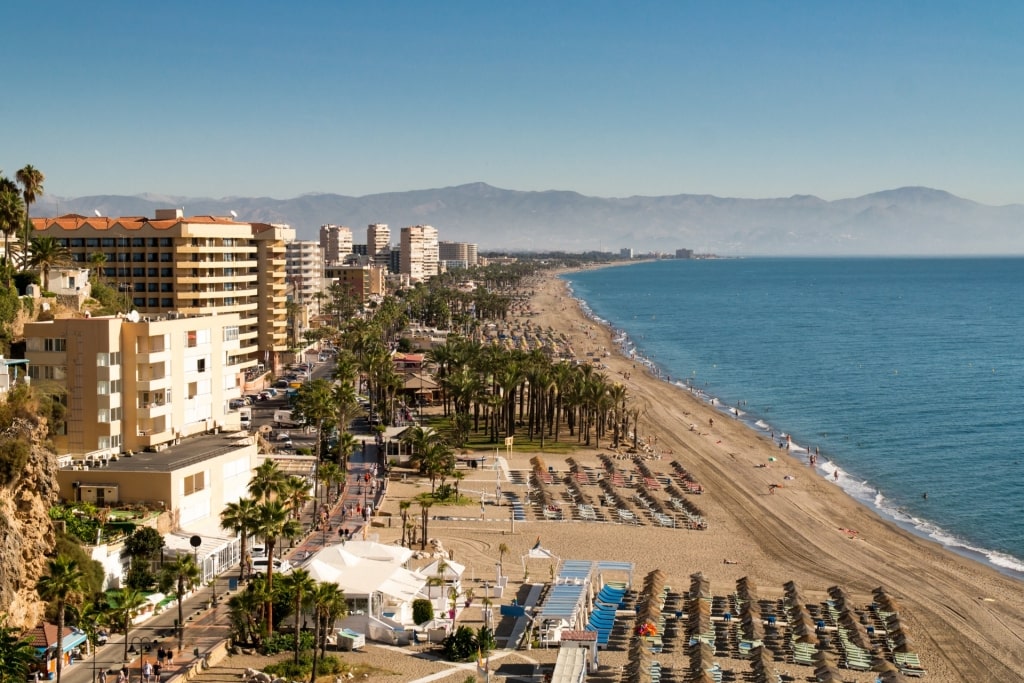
[{"left": 563, "top": 257, "right": 1024, "bottom": 580}]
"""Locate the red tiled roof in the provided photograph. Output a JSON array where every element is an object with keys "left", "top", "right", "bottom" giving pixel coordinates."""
[
  {"left": 27, "top": 623, "right": 75, "bottom": 648},
  {"left": 31, "top": 215, "right": 245, "bottom": 231}
]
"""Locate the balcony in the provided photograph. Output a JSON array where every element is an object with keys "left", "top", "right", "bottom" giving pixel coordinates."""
[{"left": 137, "top": 401, "right": 171, "bottom": 419}]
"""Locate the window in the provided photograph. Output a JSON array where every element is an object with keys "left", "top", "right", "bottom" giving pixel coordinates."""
[
  {"left": 133, "top": 297, "right": 145, "bottom": 307},
  {"left": 197, "top": 358, "right": 207, "bottom": 373},
  {"left": 97, "top": 380, "right": 109, "bottom": 395},
  {"left": 160, "top": 253, "right": 172, "bottom": 262},
  {"left": 110, "top": 379, "right": 122, "bottom": 393},
  {"left": 134, "top": 283, "right": 146, "bottom": 292},
  {"left": 147, "top": 283, "right": 158, "bottom": 292},
  {"left": 183, "top": 471, "right": 205, "bottom": 495},
  {"left": 159, "top": 238, "right": 172, "bottom": 247},
  {"left": 110, "top": 407, "right": 122, "bottom": 421},
  {"left": 133, "top": 267, "right": 145, "bottom": 277},
  {"left": 110, "top": 352, "right": 121, "bottom": 365},
  {"left": 117, "top": 238, "right": 130, "bottom": 247},
  {"left": 117, "top": 253, "right": 129, "bottom": 262},
  {"left": 132, "top": 253, "right": 145, "bottom": 262},
  {"left": 101, "top": 238, "right": 115, "bottom": 247},
  {"left": 98, "top": 408, "right": 109, "bottom": 423},
  {"left": 148, "top": 298, "right": 158, "bottom": 307},
  {"left": 148, "top": 253, "right": 158, "bottom": 262},
  {"left": 223, "top": 326, "right": 239, "bottom": 342},
  {"left": 70, "top": 238, "right": 84, "bottom": 247},
  {"left": 160, "top": 268, "right": 172, "bottom": 277},
  {"left": 161, "top": 298, "right": 173, "bottom": 307},
  {"left": 132, "top": 238, "right": 144, "bottom": 247},
  {"left": 196, "top": 329, "right": 211, "bottom": 344},
  {"left": 186, "top": 331, "right": 197, "bottom": 348},
  {"left": 160, "top": 283, "right": 173, "bottom": 292},
  {"left": 44, "top": 338, "right": 66, "bottom": 352},
  {"left": 147, "top": 238, "right": 158, "bottom": 247},
  {"left": 147, "top": 268, "right": 158, "bottom": 277},
  {"left": 86, "top": 238, "right": 99, "bottom": 248}
]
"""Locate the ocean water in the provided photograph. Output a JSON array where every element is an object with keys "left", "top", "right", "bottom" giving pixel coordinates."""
[{"left": 564, "top": 258, "right": 1024, "bottom": 579}]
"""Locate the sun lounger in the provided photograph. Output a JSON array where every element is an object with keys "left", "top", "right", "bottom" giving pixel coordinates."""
[{"left": 617, "top": 508, "right": 637, "bottom": 524}]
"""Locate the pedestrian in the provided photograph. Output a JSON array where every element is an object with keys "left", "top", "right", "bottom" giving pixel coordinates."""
[
  {"left": 156, "top": 647, "right": 165, "bottom": 666},
  {"left": 833, "top": 469, "right": 840, "bottom": 482},
  {"left": 99, "top": 669, "right": 108, "bottom": 683},
  {"left": 153, "top": 662, "right": 161, "bottom": 682},
  {"left": 143, "top": 659, "right": 153, "bottom": 683}
]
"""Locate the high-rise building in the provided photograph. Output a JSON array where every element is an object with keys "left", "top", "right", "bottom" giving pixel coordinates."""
[
  {"left": 319, "top": 224, "right": 353, "bottom": 264},
  {"left": 367, "top": 224, "right": 391, "bottom": 266},
  {"left": 439, "top": 241, "right": 478, "bottom": 268},
  {"left": 24, "top": 312, "right": 246, "bottom": 457},
  {"left": 285, "top": 240, "right": 324, "bottom": 305},
  {"left": 400, "top": 225, "right": 439, "bottom": 283},
  {"left": 251, "top": 222, "right": 293, "bottom": 371},
  {"left": 33, "top": 210, "right": 293, "bottom": 372}
]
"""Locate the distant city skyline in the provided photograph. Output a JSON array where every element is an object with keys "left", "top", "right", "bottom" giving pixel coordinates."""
[{"left": 3, "top": 2, "right": 1023, "bottom": 207}]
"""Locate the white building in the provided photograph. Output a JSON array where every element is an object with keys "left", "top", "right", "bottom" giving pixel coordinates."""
[{"left": 400, "top": 225, "right": 439, "bottom": 283}]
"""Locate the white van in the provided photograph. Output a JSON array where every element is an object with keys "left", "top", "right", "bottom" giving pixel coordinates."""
[{"left": 273, "top": 409, "right": 302, "bottom": 428}]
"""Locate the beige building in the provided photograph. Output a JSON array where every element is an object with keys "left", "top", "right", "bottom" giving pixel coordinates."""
[
  {"left": 250, "top": 223, "right": 293, "bottom": 372},
  {"left": 324, "top": 263, "right": 388, "bottom": 304},
  {"left": 319, "top": 224, "right": 353, "bottom": 265},
  {"left": 438, "top": 240, "right": 478, "bottom": 269},
  {"left": 32, "top": 210, "right": 293, "bottom": 371},
  {"left": 24, "top": 313, "right": 246, "bottom": 458},
  {"left": 400, "top": 225, "right": 439, "bottom": 283},
  {"left": 55, "top": 433, "right": 258, "bottom": 538},
  {"left": 285, "top": 239, "right": 325, "bottom": 305},
  {"left": 367, "top": 224, "right": 391, "bottom": 267}
]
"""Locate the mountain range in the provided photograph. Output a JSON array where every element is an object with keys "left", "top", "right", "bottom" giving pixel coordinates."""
[{"left": 35, "top": 183, "right": 1024, "bottom": 256}]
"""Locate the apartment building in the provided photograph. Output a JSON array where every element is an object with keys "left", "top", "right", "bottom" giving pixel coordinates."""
[
  {"left": 24, "top": 312, "right": 246, "bottom": 457},
  {"left": 400, "top": 225, "right": 439, "bottom": 283},
  {"left": 319, "top": 224, "right": 353, "bottom": 265},
  {"left": 285, "top": 240, "right": 325, "bottom": 305},
  {"left": 323, "top": 263, "right": 388, "bottom": 303},
  {"left": 367, "top": 224, "right": 391, "bottom": 267},
  {"left": 438, "top": 240, "right": 479, "bottom": 269},
  {"left": 32, "top": 210, "right": 292, "bottom": 370},
  {"left": 251, "top": 223, "right": 294, "bottom": 372}
]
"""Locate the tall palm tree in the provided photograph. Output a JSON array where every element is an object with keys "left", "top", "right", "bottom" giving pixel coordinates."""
[
  {"left": 398, "top": 500, "right": 412, "bottom": 547},
  {"left": 0, "top": 185, "right": 24, "bottom": 277},
  {"left": 29, "top": 236, "right": 72, "bottom": 288},
  {"left": 277, "top": 568, "right": 316, "bottom": 664},
  {"left": 105, "top": 587, "right": 146, "bottom": 663},
  {"left": 68, "top": 601, "right": 107, "bottom": 683},
  {"left": 88, "top": 252, "right": 108, "bottom": 281},
  {"left": 497, "top": 543, "right": 510, "bottom": 579},
  {"left": 220, "top": 496, "right": 261, "bottom": 582},
  {"left": 279, "top": 475, "right": 312, "bottom": 520},
  {"left": 292, "top": 378, "right": 336, "bottom": 520},
  {"left": 308, "top": 582, "right": 347, "bottom": 683},
  {"left": 317, "top": 462, "right": 344, "bottom": 503},
  {"left": 0, "top": 616, "right": 38, "bottom": 683},
  {"left": 36, "top": 556, "right": 84, "bottom": 683},
  {"left": 15, "top": 165, "right": 44, "bottom": 269},
  {"left": 419, "top": 499, "right": 434, "bottom": 551},
  {"left": 248, "top": 460, "right": 288, "bottom": 501},
  {"left": 254, "top": 500, "right": 303, "bottom": 636},
  {"left": 158, "top": 554, "right": 201, "bottom": 654}
]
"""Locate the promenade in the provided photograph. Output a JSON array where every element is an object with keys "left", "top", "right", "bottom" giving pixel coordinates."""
[{"left": 59, "top": 428, "right": 392, "bottom": 683}]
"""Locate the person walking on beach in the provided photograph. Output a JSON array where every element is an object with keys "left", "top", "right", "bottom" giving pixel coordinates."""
[{"left": 833, "top": 469, "right": 840, "bottom": 482}]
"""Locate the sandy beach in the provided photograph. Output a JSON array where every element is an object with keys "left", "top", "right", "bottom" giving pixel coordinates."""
[{"left": 195, "top": 264, "right": 1024, "bottom": 683}]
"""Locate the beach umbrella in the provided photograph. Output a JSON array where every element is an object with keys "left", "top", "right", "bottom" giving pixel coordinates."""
[{"left": 688, "top": 641, "right": 715, "bottom": 671}]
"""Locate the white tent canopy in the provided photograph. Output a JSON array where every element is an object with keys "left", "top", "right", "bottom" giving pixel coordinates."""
[
  {"left": 522, "top": 537, "right": 560, "bottom": 569},
  {"left": 304, "top": 543, "right": 426, "bottom": 602},
  {"left": 420, "top": 558, "right": 466, "bottom": 581}
]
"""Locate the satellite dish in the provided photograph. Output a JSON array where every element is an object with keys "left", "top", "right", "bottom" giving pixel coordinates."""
[
  {"left": 230, "top": 210, "right": 238, "bottom": 218},
  {"left": 94, "top": 209, "right": 102, "bottom": 217},
  {"left": 127, "top": 310, "right": 140, "bottom": 323}
]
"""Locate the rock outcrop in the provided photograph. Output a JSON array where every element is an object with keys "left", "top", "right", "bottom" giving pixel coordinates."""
[{"left": 0, "top": 415, "right": 59, "bottom": 628}]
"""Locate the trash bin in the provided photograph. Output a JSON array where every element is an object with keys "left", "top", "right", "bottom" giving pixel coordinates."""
[{"left": 228, "top": 578, "right": 238, "bottom": 591}]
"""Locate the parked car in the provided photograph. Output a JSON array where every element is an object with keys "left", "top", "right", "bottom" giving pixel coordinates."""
[{"left": 252, "top": 557, "right": 291, "bottom": 574}]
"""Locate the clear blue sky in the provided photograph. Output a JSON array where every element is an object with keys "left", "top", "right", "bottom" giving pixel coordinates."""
[{"left": 3, "top": 1, "right": 1022, "bottom": 205}]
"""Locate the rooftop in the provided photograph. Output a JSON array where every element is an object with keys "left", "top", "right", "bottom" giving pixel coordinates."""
[{"left": 67, "top": 432, "right": 253, "bottom": 473}]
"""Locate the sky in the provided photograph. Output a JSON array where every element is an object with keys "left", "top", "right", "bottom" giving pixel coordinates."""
[{"left": 3, "top": 1, "right": 1023, "bottom": 205}]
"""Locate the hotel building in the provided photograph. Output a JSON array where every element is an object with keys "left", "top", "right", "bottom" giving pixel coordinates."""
[
  {"left": 285, "top": 239, "right": 325, "bottom": 305},
  {"left": 32, "top": 210, "right": 293, "bottom": 371},
  {"left": 400, "top": 225, "right": 439, "bottom": 283},
  {"left": 319, "top": 224, "right": 353, "bottom": 265},
  {"left": 367, "top": 224, "right": 391, "bottom": 267}
]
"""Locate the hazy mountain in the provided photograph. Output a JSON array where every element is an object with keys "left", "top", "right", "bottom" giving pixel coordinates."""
[{"left": 37, "top": 183, "right": 1024, "bottom": 256}]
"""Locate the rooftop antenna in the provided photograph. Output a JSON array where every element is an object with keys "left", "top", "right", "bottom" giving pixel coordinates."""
[{"left": 94, "top": 209, "right": 102, "bottom": 217}]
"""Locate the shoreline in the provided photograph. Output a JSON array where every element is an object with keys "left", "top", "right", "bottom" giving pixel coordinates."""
[
  {"left": 561, "top": 267, "right": 1024, "bottom": 582},
  {"left": 521, "top": 264, "right": 1024, "bottom": 681}
]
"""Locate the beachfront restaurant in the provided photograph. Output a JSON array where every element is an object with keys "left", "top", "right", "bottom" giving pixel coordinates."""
[{"left": 29, "top": 623, "right": 88, "bottom": 678}]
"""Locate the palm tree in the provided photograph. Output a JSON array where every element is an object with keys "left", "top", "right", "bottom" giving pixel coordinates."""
[
  {"left": 317, "top": 462, "right": 344, "bottom": 504},
  {"left": 0, "top": 186, "right": 24, "bottom": 278},
  {"left": 291, "top": 378, "right": 336, "bottom": 520},
  {"left": 68, "top": 601, "right": 107, "bottom": 683},
  {"left": 88, "top": 252, "right": 108, "bottom": 281},
  {"left": 105, "top": 587, "right": 146, "bottom": 663},
  {"left": 419, "top": 499, "right": 434, "bottom": 551},
  {"left": 158, "top": 554, "right": 201, "bottom": 653},
  {"left": 398, "top": 500, "right": 412, "bottom": 547},
  {"left": 248, "top": 460, "right": 288, "bottom": 501},
  {"left": 279, "top": 475, "right": 312, "bottom": 520},
  {"left": 0, "top": 616, "right": 38, "bottom": 683},
  {"left": 254, "top": 500, "right": 303, "bottom": 636},
  {"left": 37, "top": 556, "right": 84, "bottom": 683},
  {"left": 497, "top": 543, "right": 509, "bottom": 579},
  {"left": 309, "top": 582, "right": 347, "bottom": 683},
  {"left": 227, "top": 574, "right": 270, "bottom": 645},
  {"left": 29, "top": 236, "right": 72, "bottom": 288},
  {"left": 277, "top": 568, "right": 316, "bottom": 664},
  {"left": 16, "top": 165, "right": 44, "bottom": 269},
  {"left": 220, "top": 496, "right": 261, "bottom": 582}
]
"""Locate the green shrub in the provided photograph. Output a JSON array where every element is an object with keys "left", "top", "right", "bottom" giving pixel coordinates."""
[
  {"left": 412, "top": 598, "right": 434, "bottom": 625},
  {"left": 442, "top": 625, "right": 478, "bottom": 662},
  {"left": 263, "top": 653, "right": 342, "bottom": 678},
  {"left": 0, "top": 437, "right": 30, "bottom": 486},
  {"left": 262, "top": 629, "right": 314, "bottom": 654}
]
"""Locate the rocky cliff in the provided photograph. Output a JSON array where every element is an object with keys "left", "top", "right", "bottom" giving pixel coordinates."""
[{"left": 0, "top": 415, "right": 59, "bottom": 629}]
